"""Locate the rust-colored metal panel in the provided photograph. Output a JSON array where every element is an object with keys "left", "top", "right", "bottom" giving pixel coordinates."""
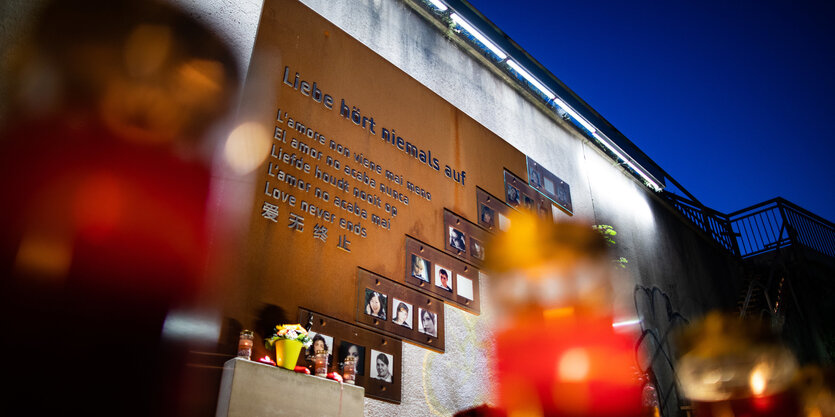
[
  {"left": 503, "top": 169, "right": 555, "bottom": 220},
  {"left": 526, "top": 156, "right": 573, "bottom": 214},
  {"left": 403, "top": 236, "right": 480, "bottom": 314},
  {"left": 355, "top": 268, "right": 445, "bottom": 352},
  {"left": 443, "top": 209, "right": 491, "bottom": 268},
  {"left": 234, "top": 0, "right": 519, "bottom": 329},
  {"left": 297, "top": 309, "right": 402, "bottom": 403},
  {"left": 476, "top": 187, "right": 513, "bottom": 232}
]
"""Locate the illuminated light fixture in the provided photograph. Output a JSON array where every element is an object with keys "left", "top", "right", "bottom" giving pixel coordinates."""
[
  {"left": 427, "top": 0, "right": 448, "bottom": 11},
  {"left": 552, "top": 96, "right": 597, "bottom": 133},
  {"left": 507, "top": 60, "right": 556, "bottom": 100},
  {"left": 612, "top": 318, "right": 642, "bottom": 328},
  {"left": 450, "top": 13, "right": 507, "bottom": 60},
  {"left": 441, "top": 8, "right": 664, "bottom": 193},
  {"left": 593, "top": 131, "right": 664, "bottom": 192}
]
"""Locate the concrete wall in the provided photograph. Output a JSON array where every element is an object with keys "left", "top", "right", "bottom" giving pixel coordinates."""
[{"left": 0, "top": 0, "right": 742, "bottom": 415}]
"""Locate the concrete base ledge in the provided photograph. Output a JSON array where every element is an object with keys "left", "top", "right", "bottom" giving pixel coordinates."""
[{"left": 216, "top": 358, "right": 365, "bottom": 417}]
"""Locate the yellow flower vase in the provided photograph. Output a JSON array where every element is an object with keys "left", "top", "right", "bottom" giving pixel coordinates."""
[{"left": 274, "top": 339, "right": 304, "bottom": 370}]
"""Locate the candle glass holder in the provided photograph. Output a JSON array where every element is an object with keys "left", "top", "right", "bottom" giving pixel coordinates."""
[
  {"left": 237, "top": 329, "right": 254, "bottom": 360},
  {"left": 342, "top": 356, "right": 356, "bottom": 384},
  {"left": 314, "top": 349, "right": 329, "bottom": 377}
]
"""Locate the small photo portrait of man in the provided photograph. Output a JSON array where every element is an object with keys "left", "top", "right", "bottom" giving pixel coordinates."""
[
  {"left": 449, "top": 226, "right": 466, "bottom": 252},
  {"left": 391, "top": 298, "right": 413, "bottom": 329},
  {"left": 338, "top": 342, "right": 365, "bottom": 376},
  {"left": 411, "top": 254, "right": 429, "bottom": 282},
  {"left": 523, "top": 195, "right": 534, "bottom": 210},
  {"left": 479, "top": 204, "right": 495, "bottom": 228},
  {"left": 370, "top": 349, "right": 393, "bottom": 383},
  {"left": 434, "top": 265, "right": 452, "bottom": 292},
  {"left": 418, "top": 308, "right": 438, "bottom": 337},
  {"left": 506, "top": 184, "right": 521, "bottom": 207},
  {"left": 470, "top": 237, "right": 485, "bottom": 261}
]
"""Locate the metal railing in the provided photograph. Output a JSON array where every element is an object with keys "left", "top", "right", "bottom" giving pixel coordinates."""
[
  {"left": 728, "top": 198, "right": 835, "bottom": 259},
  {"left": 662, "top": 192, "right": 740, "bottom": 256},
  {"left": 662, "top": 193, "right": 835, "bottom": 261}
]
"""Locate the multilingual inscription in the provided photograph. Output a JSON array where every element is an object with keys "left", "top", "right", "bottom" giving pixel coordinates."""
[{"left": 261, "top": 104, "right": 442, "bottom": 249}]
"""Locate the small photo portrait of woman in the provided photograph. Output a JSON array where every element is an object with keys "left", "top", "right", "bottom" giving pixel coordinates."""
[
  {"left": 364, "top": 289, "right": 387, "bottom": 320},
  {"left": 411, "top": 254, "right": 429, "bottom": 282},
  {"left": 506, "top": 184, "right": 520, "bottom": 206},
  {"left": 480, "top": 204, "right": 495, "bottom": 228},
  {"left": 529, "top": 167, "right": 542, "bottom": 188},
  {"left": 306, "top": 332, "right": 333, "bottom": 357},
  {"left": 391, "top": 298, "right": 413, "bottom": 329},
  {"left": 418, "top": 308, "right": 438, "bottom": 337},
  {"left": 370, "top": 350, "right": 394, "bottom": 383},
  {"left": 470, "top": 237, "right": 485, "bottom": 261},
  {"left": 338, "top": 342, "right": 365, "bottom": 376},
  {"left": 449, "top": 226, "right": 467, "bottom": 252}
]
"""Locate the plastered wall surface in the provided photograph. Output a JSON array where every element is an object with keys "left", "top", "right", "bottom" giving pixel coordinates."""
[{"left": 0, "top": 1, "right": 741, "bottom": 416}]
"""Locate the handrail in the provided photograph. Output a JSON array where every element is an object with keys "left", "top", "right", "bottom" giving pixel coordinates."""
[
  {"left": 662, "top": 191, "right": 739, "bottom": 255},
  {"left": 661, "top": 192, "right": 834, "bottom": 260},
  {"left": 728, "top": 198, "right": 835, "bottom": 259}
]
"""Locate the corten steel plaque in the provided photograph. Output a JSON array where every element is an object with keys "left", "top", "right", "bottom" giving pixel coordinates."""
[
  {"left": 355, "top": 269, "right": 445, "bottom": 352},
  {"left": 526, "top": 156, "right": 573, "bottom": 214},
  {"left": 231, "top": 0, "right": 529, "bottom": 368},
  {"left": 403, "top": 236, "right": 480, "bottom": 314},
  {"left": 476, "top": 187, "right": 513, "bottom": 232},
  {"left": 298, "top": 308, "right": 402, "bottom": 403},
  {"left": 443, "top": 209, "right": 490, "bottom": 268},
  {"left": 503, "top": 169, "right": 555, "bottom": 220}
]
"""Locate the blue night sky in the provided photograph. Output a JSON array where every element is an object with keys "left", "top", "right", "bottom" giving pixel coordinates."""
[{"left": 468, "top": 0, "right": 835, "bottom": 222}]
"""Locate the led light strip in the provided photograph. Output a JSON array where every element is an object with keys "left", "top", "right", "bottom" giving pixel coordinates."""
[
  {"left": 427, "top": 0, "right": 447, "bottom": 11},
  {"left": 430, "top": 0, "right": 664, "bottom": 191},
  {"left": 450, "top": 13, "right": 507, "bottom": 60},
  {"left": 507, "top": 60, "right": 556, "bottom": 100}
]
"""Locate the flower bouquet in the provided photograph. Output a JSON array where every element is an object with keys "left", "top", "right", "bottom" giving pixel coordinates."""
[{"left": 264, "top": 324, "right": 312, "bottom": 370}]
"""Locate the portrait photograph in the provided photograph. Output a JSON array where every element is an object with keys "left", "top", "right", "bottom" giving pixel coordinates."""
[
  {"left": 370, "top": 349, "right": 394, "bottom": 383},
  {"left": 391, "top": 298, "right": 413, "bottom": 329},
  {"left": 530, "top": 167, "right": 542, "bottom": 187},
  {"left": 479, "top": 204, "right": 495, "bottom": 228},
  {"left": 338, "top": 342, "right": 365, "bottom": 376},
  {"left": 411, "top": 254, "right": 429, "bottom": 282},
  {"left": 417, "top": 308, "right": 438, "bottom": 337},
  {"left": 456, "top": 274, "right": 474, "bottom": 301},
  {"left": 506, "top": 184, "right": 520, "bottom": 206},
  {"left": 470, "top": 237, "right": 485, "bottom": 261},
  {"left": 306, "top": 331, "right": 333, "bottom": 357},
  {"left": 523, "top": 195, "right": 534, "bottom": 210},
  {"left": 449, "top": 226, "right": 466, "bottom": 252},
  {"left": 434, "top": 264, "right": 452, "bottom": 292},
  {"left": 364, "top": 288, "right": 387, "bottom": 320}
]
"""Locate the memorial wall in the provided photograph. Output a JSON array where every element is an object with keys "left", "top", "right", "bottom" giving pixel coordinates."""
[
  {"left": 0, "top": 0, "right": 745, "bottom": 415},
  {"left": 228, "top": 0, "right": 577, "bottom": 404},
  {"left": 203, "top": 0, "right": 742, "bottom": 415}
]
